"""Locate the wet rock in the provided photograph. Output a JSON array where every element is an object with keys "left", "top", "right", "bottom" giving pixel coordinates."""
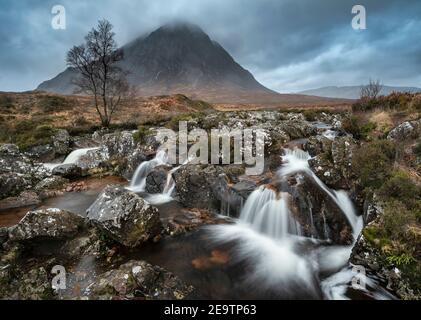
[
  {"left": 35, "top": 176, "right": 69, "bottom": 192},
  {"left": 173, "top": 165, "right": 229, "bottom": 210},
  {"left": 0, "top": 191, "right": 40, "bottom": 210},
  {"left": 87, "top": 260, "right": 194, "bottom": 300},
  {"left": 12, "top": 267, "right": 54, "bottom": 300},
  {"left": 288, "top": 173, "right": 353, "bottom": 245},
  {"left": 8, "top": 208, "right": 85, "bottom": 242},
  {"left": 145, "top": 165, "right": 171, "bottom": 194},
  {"left": 52, "top": 164, "right": 82, "bottom": 179},
  {"left": 387, "top": 119, "right": 421, "bottom": 141},
  {"left": 86, "top": 185, "right": 162, "bottom": 247},
  {"left": 232, "top": 180, "right": 257, "bottom": 200},
  {"left": 122, "top": 150, "right": 148, "bottom": 180}
]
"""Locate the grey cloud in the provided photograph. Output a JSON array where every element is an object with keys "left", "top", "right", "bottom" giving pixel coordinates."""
[{"left": 0, "top": 0, "right": 420, "bottom": 92}]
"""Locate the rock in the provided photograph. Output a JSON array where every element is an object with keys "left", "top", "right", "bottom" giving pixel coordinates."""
[
  {"left": 387, "top": 119, "right": 421, "bottom": 141},
  {"left": 308, "top": 135, "right": 356, "bottom": 189},
  {"left": 173, "top": 165, "right": 229, "bottom": 210},
  {"left": 52, "top": 164, "right": 82, "bottom": 179},
  {"left": 26, "top": 144, "right": 56, "bottom": 162},
  {"left": 0, "top": 144, "right": 48, "bottom": 199},
  {"left": 86, "top": 185, "right": 163, "bottom": 247},
  {"left": 0, "top": 227, "right": 8, "bottom": 246},
  {"left": 285, "top": 173, "right": 354, "bottom": 245},
  {"left": 362, "top": 193, "right": 384, "bottom": 225},
  {"left": 232, "top": 180, "right": 257, "bottom": 200},
  {"left": 0, "top": 144, "right": 19, "bottom": 154},
  {"left": 16, "top": 267, "right": 54, "bottom": 300},
  {"left": 87, "top": 260, "right": 194, "bottom": 300},
  {"left": 0, "top": 191, "right": 40, "bottom": 210},
  {"left": 35, "top": 176, "right": 69, "bottom": 192},
  {"left": 145, "top": 165, "right": 171, "bottom": 194},
  {"left": 0, "top": 172, "right": 31, "bottom": 200},
  {"left": 122, "top": 150, "right": 148, "bottom": 179},
  {"left": 52, "top": 129, "right": 70, "bottom": 156},
  {"left": 8, "top": 208, "right": 85, "bottom": 242}
]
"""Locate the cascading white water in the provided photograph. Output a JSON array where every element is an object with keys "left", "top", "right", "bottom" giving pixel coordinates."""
[
  {"left": 240, "top": 186, "right": 301, "bottom": 239},
  {"left": 210, "top": 147, "right": 366, "bottom": 299},
  {"left": 128, "top": 149, "right": 168, "bottom": 192},
  {"left": 277, "top": 148, "right": 362, "bottom": 236},
  {"left": 43, "top": 147, "right": 99, "bottom": 171}
]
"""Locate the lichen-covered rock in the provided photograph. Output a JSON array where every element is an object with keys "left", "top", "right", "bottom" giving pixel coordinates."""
[
  {"left": 387, "top": 119, "right": 421, "bottom": 141},
  {"left": 145, "top": 165, "right": 171, "bottom": 194},
  {"left": 52, "top": 129, "right": 71, "bottom": 156},
  {"left": 86, "top": 185, "right": 163, "bottom": 247},
  {"left": 8, "top": 208, "right": 85, "bottom": 242},
  {"left": 87, "top": 260, "right": 194, "bottom": 300},
  {"left": 173, "top": 165, "right": 229, "bottom": 210},
  {"left": 52, "top": 164, "right": 82, "bottom": 179},
  {"left": 308, "top": 135, "right": 356, "bottom": 189},
  {"left": 362, "top": 193, "right": 384, "bottom": 225},
  {"left": 35, "top": 176, "right": 69, "bottom": 192},
  {"left": 0, "top": 144, "right": 48, "bottom": 199},
  {"left": 0, "top": 191, "right": 40, "bottom": 210}
]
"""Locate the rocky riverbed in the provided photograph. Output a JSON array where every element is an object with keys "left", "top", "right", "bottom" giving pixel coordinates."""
[{"left": 0, "top": 110, "right": 420, "bottom": 300}]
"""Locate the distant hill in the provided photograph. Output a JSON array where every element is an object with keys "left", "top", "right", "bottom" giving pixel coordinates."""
[
  {"left": 298, "top": 85, "right": 421, "bottom": 99},
  {"left": 37, "top": 22, "right": 346, "bottom": 106}
]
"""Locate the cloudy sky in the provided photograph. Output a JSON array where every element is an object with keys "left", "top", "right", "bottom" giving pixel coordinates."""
[{"left": 1, "top": 0, "right": 420, "bottom": 93}]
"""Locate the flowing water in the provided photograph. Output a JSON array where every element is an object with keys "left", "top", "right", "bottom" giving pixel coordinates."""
[
  {"left": 43, "top": 147, "right": 100, "bottom": 171},
  {"left": 1, "top": 144, "right": 394, "bottom": 299},
  {"left": 207, "top": 148, "right": 391, "bottom": 299}
]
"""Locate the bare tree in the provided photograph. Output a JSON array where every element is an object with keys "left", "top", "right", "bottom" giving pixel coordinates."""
[
  {"left": 360, "top": 79, "right": 383, "bottom": 99},
  {"left": 67, "top": 19, "right": 129, "bottom": 127}
]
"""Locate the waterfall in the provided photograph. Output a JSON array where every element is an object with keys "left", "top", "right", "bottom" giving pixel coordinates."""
[
  {"left": 43, "top": 147, "right": 99, "bottom": 171},
  {"left": 128, "top": 150, "right": 168, "bottom": 192},
  {"left": 209, "top": 147, "right": 365, "bottom": 297},
  {"left": 239, "top": 186, "right": 301, "bottom": 239},
  {"left": 277, "top": 148, "right": 362, "bottom": 237}
]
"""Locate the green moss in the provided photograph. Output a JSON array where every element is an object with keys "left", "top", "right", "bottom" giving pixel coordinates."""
[
  {"left": 352, "top": 139, "right": 396, "bottom": 190},
  {"left": 133, "top": 125, "right": 151, "bottom": 144}
]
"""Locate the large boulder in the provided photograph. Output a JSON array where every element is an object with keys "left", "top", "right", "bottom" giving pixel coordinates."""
[
  {"left": 8, "top": 208, "right": 85, "bottom": 242},
  {"left": 87, "top": 260, "right": 194, "bottom": 300},
  {"left": 387, "top": 119, "right": 421, "bottom": 141},
  {"left": 172, "top": 165, "right": 229, "bottom": 210},
  {"left": 86, "top": 185, "right": 163, "bottom": 247}
]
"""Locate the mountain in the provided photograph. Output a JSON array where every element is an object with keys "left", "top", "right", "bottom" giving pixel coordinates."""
[
  {"left": 37, "top": 22, "right": 345, "bottom": 105},
  {"left": 298, "top": 85, "right": 421, "bottom": 99}
]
